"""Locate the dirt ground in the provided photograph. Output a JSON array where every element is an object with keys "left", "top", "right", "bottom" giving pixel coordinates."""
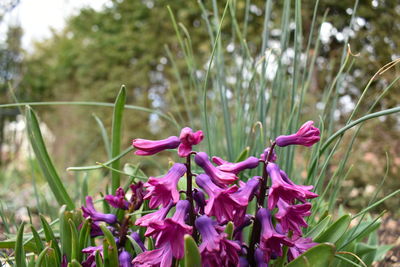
[{"left": 373, "top": 214, "right": 400, "bottom": 266}]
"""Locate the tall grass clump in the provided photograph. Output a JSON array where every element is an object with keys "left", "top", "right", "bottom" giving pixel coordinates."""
[{"left": 0, "top": 0, "right": 399, "bottom": 266}]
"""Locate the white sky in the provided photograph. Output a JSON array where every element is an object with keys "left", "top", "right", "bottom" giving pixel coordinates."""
[{"left": 2, "top": 0, "right": 110, "bottom": 50}]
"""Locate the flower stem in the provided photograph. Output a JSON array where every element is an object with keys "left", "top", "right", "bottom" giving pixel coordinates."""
[
  {"left": 186, "top": 153, "right": 198, "bottom": 242},
  {"left": 248, "top": 142, "right": 276, "bottom": 265}
]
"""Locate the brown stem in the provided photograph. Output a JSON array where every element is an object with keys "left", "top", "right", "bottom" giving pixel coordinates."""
[
  {"left": 248, "top": 142, "right": 276, "bottom": 265},
  {"left": 186, "top": 153, "right": 198, "bottom": 242}
]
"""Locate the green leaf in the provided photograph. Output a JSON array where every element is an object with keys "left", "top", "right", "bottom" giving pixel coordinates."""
[
  {"left": 224, "top": 221, "right": 234, "bottom": 240},
  {"left": 35, "top": 247, "right": 50, "bottom": 267},
  {"left": 95, "top": 250, "right": 104, "bottom": 267},
  {"left": 183, "top": 235, "right": 201, "bottom": 267},
  {"left": 235, "top": 147, "right": 250, "bottom": 162},
  {"left": 315, "top": 214, "right": 351, "bottom": 244},
  {"left": 25, "top": 106, "right": 74, "bottom": 210},
  {"left": 68, "top": 259, "right": 83, "bottom": 267},
  {"left": 15, "top": 222, "right": 27, "bottom": 267},
  {"left": 305, "top": 215, "right": 331, "bottom": 239},
  {"left": 93, "top": 114, "right": 111, "bottom": 159},
  {"left": 100, "top": 224, "right": 119, "bottom": 266},
  {"left": 286, "top": 243, "right": 336, "bottom": 267},
  {"left": 40, "top": 214, "right": 62, "bottom": 263},
  {"left": 126, "top": 235, "right": 144, "bottom": 256},
  {"left": 59, "top": 205, "right": 72, "bottom": 260},
  {"left": 69, "top": 219, "right": 79, "bottom": 261},
  {"left": 78, "top": 219, "right": 91, "bottom": 262},
  {"left": 111, "top": 85, "right": 126, "bottom": 192},
  {"left": 374, "top": 244, "right": 393, "bottom": 262},
  {"left": 30, "top": 225, "right": 44, "bottom": 254}
]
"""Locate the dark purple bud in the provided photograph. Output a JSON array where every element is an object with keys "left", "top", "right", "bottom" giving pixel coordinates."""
[
  {"left": 130, "top": 232, "right": 146, "bottom": 252},
  {"left": 119, "top": 250, "right": 132, "bottom": 267},
  {"left": 129, "top": 181, "right": 145, "bottom": 210},
  {"left": 105, "top": 187, "right": 129, "bottom": 210},
  {"left": 255, "top": 248, "right": 268, "bottom": 267},
  {"left": 260, "top": 147, "right": 277, "bottom": 162},
  {"left": 61, "top": 255, "right": 67, "bottom": 267},
  {"left": 193, "top": 189, "right": 206, "bottom": 215},
  {"left": 275, "top": 121, "right": 320, "bottom": 147},
  {"left": 132, "top": 136, "right": 180, "bottom": 156}
]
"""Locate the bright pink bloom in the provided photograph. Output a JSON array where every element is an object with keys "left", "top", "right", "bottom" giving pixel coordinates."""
[
  {"left": 104, "top": 187, "right": 129, "bottom": 210},
  {"left": 135, "top": 201, "right": 173, "bottom": 236},
  {"left": 196, "top": 215, "right": 241, "bottom": 266},
  {"left": 275, "top": 121, "right": 320, "bottom": 147},
  {"left": 214, "top": 156, "right": 260, "bottom": 175},
  {"left": 267, "top": 163, "right": 318, "bottom": 210},
  {"left": 178, "top": 127, "right": 203, "bottom": 157},
  {"left": 288, "top": 235, "right": 318, "bottom": 262},
  {"left": 196, "top": 174, "right": 258, "bottom": 224},
  {"left": 275, "top": 199, "right": 311, "bottom": 235},
  {"left": 195, "top": 152, "right": 238, "bottom": 186},
  {"left": 132, "top": 136, "right": 180, "bottom": 156},
  {"left": 148, "top": 200, "right": 193, "bottom": 259},
  {"left": 144, "top": 163, "right": 186, "bottom": 209},
  {"left": 260, "top": 147, "right": 277, "bottom": 162},
  {"left": 82, "top": 196, "right": 117, "bottom": 224},
  {"left": 257, "top": 208, "right": 293, "bottom": 263},
  {"left": 132, "top": 244, "right": 173, "bottom": 267},
  {"left": 211, "top": 156, "right": 229, "bottom": 165}
]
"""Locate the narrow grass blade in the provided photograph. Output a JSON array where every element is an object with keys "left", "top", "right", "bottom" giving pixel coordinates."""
[
  {"left": 15, "top": 222, "right": 27, "bottom": 267},
  {"left": 26, "top": 106, "right": 74, "bottom": 210},
  {"left": 93, "top": 114, "right": 111, "bottom": 159}
]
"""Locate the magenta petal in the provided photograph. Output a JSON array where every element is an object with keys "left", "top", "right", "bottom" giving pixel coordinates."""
[
  {"left": 275, "top": 121, "right": 320, "bottom": 147},
  {"left": 177, "top": 127, "right": 204, "bottom": 157},
  {"left": 82, "top": 196, "right": 117, "bottom": 224},
  {"left": 144, "top": 163, "right": 186, "bottom": 209},
  {"left": 195, "top": 152, "right": 238, "bottom": 186},
  {"left": 132, "top": 244, "right": 173, "bottom": 267},
  {"left": 132, "top": 136, "right": 180, "bottom": 156},
  {"left": 217, "top": 156, "right": 260, "bottom": 174},
  {"left": 275, "top": 199, "right": 311, "bottom": 235}
]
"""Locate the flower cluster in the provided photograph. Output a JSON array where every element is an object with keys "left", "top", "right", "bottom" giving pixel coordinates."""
[{"left": 78, "top": 122, "right": 321, "bottom": 266}]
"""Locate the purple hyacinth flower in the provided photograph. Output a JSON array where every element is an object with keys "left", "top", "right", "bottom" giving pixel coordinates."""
[
  {"left": 195, "top": 152, "right": 238, "bottom": 186},
  {"left": 257, "top": 208, "right": 293, "bottom": 263},
  {"left": 119, "top": 250, "right": 132, "bottom": 267},
  {"left": 105, "top": 187, "right": 130, "bottom": 210},
  {"left": 267, "top": 163, "right": 318, "bottom": 210},
  {"left": 279, "top": 170, "right": 318, "bottom": 202},
  {"left": 233, "top": 214, "right": 252, "bottom": 242},
  {"left": 132, "top": 244, "right": 173, "bottom": 267},
  {"left": 211, "top": 156, "right": 229, "bottom": 165},
  {"left": 193, "top": 189, "right": 206, "bottom": 215},
  {"left": 275, "top": 199, "right": 311, "bottom": 235},
  {"left": 288, "top": 235, "right": 318, "bottom": 262},
  {"left": 178, "top": 127, "right": 204, "bottom": 157},
  {"left": 143, "top": 163, "right": 186, "bottom": 209},
  {"left": 275, "top": 121, "right": 320, "bottom": 147},
  {"left": 196, "top": 174, "right": 242, "bottom": 223},
  {"left": 196, "top": 215, "right": 241, "bottom": 266},
  {"left": 82, "top": 196, "right": 117, "bottom": 224},
  {"left": 255, "top": 248, "right": 269, "bottom": 267},
  {"left": 215, "top": 156, "right": 260, "bottom": 175},
  {"left": 132, "top": 136, "right": 180, "bottom": 156},
  {"left": 135, "top": 201, "right": 173, "bottom": 236},
  {"left": 82, "top": 245, "right": 103, "bottom": 267},
  {"left": 260, "top": 147, "right": 277, "bottom": 162},
  {"left": 130, "top": 232, "right": 146, "bottom": 252},
  {"left": 148, "top": 200, "right": 193, "bottom": 259},
  {"left": 61, "top": 255, "right": 67, "bottom": 267}
]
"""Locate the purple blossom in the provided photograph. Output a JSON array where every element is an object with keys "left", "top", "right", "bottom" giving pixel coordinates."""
[
  {"left": 195, "top": 152, "right": 238, "bottom": 186},
  {"left": 105, "top": 187, "right": 129, "bottom": 210},
  {"left": 279, "top": 170, "right": 318, "bottom": 202},
  {"left": 196, "top": 215, "right": 241, "bottom": 266},
  {"left": 61, "top": 255, "right": 67, "bottom": 267},
  {"left": 267, "top": 163, "right": 318, "bottom": 210},
  {"left": 82, "top": 245, "right": 102, "bottom": 267},
  {"left": 215, "top": 156, "right": 260, "bottom": 174},
  {"left": 260, "top": 147, "right": 277, "bottom": 162},
  {"left": 257, "top": 208, "right": 293, "bottom": 263},
  {"left": 148, "top": 200, "right": 193, "bottom": 259},
  {"left": 230, "top": 177, "right": 260, "bottom": 225},
  {"left": 178, "top": 127, "right": 204, "bottom": 157},
  {"left": 89, "top": 221, "right": 103, "bottom": 237},
  {"left": 143, "top": 163, "right": 186, "bottom": 209},
  {"left": 82, "top": 196, "right": 117, "bottom": 224},
  {"left": 275, "top": 199, "right": 311, "bottom": 235},
  {"left": 132, "top": 136, "right": 180, "bottom": 156},
  {"left": 211, "top": 156, "right": 229, "bottom": 165},
  {"left": 288, "top": 235, "right": 318, "bottom": 262},
  {"left": 132, "top": 244, "right": 173, "bottom": 267},
  {"left": 196, "top": 174, "right": 243, "bottom": 223},
  {"left": 135, "top": 201, "right": 173, "bottom": 236},
  {"left": 129, "top": 182, "right": 146, "bottom": 210},
  {"left": 119, "top": 250, "right": 132, "bottom": 267},
  {"left": 255, "top": 248, "right": 269, "bottom": 267},
  {"left": 275, "top": 121, "right": 320, "bottom": 147}
]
